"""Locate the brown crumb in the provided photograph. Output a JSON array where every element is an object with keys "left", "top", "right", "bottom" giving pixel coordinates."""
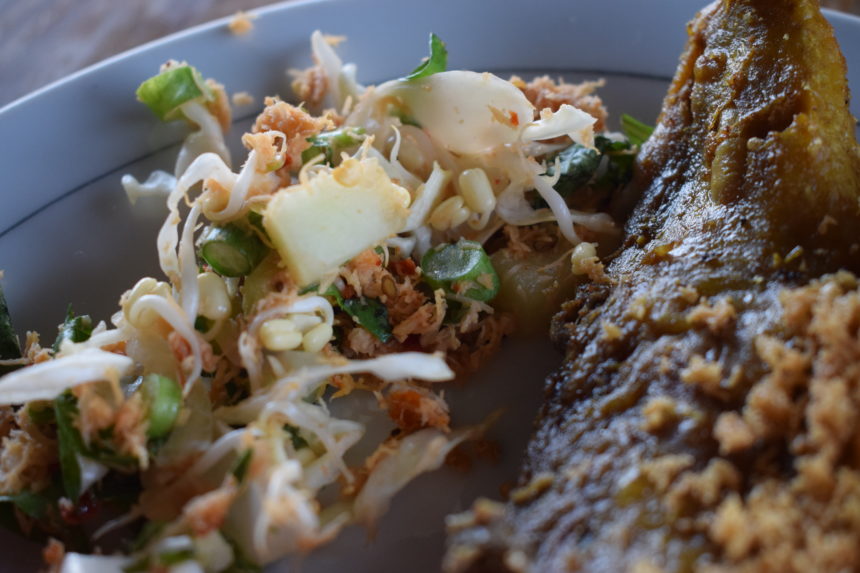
[
  {"left": 231, "top": 91, "right": 254, "bottom": 107},
  {"left": 228, "top": 11, "right": 256, "bottom": 35},
  {"left": 602, "top": 321, "right": 623, "bottom": 341},
  {"left": 641, "top": 396, "right": 679, "bottom": 433},
  {"left": 640, "top": 454, "right": 694, "bottom": 492},
  {"left": 680, "top": 354, "right": 725, "bottom": 398},
  {"left": 510, "top": 472, "right": 555, "bottom": 504},
  {"left": 713, "top": 412, "right": 755, "bottom": 455},
  {"left": 687, "top": 297, "right": 737, "bottom": 334},
  {"left": 510, "top": 75, "right": 608, "bottom": 130},
  {"left": 579, "top": 256, "right": 610, "bottom": 284},
  {"left": 817, "top": 214, "right": 837, "bottom": 235},
  {"left": 679, "top": 285, "right": 699, "bottom": 304},
  {"left": 42, "top": 538, "right": 65, "bottom": 573}
]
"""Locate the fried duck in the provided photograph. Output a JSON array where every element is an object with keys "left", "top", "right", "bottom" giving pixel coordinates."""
[{"left": 445, "top": 0, "right": 860, "bottom": 571}]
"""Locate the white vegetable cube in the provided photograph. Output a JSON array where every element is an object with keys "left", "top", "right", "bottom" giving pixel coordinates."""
[{"left": 263, "top": 157, "right": 411, "bottom": 286}]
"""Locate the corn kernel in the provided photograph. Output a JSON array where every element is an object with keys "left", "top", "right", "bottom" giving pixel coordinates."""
[
  {"left": 430, "top": 196, "right": 471, "bottom": 231},
  {"left": 260, "top": 319, "right": 302, "bottom": 351},
  {"left": 458, "top": 168, "right": 496, "bottom": 214},
  {"left": 197, "top": 272, "right": 232, "bottom": 320},
  {"left": 302, "top": 323, "right": 333, "bottom": 353},
  {"left": 570, "top": 242, "right": 598, "bottom": 275},
  {"left": 290, "top": 313, "right": 323, "bottom": 333}
]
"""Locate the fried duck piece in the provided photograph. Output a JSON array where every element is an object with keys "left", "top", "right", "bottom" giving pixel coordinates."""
[{"left": 445, "top": 0, "right": 860, "bottom": 571}]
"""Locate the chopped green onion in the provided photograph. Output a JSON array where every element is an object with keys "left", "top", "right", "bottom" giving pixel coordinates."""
[
  {"left": 139, "top": 374, "right": 182, "bottom": 439},
  {"left": 301, "top": 127, "right": 366, "bottom": 165},
  {"left": 620, "top": 113, "right": 655, "bottom": 146},
  {"left": 421, "top": 239, "right": 500, "bottom": 302},
  {"left": 405, "top": 33, "right": 448, "bottom": 81},
  {"left": 52, "top": 305, "right": 93, "bottom": 353},
  {"left": 199, "top": 224, "right": 268, "bottom": 277},
  {"left": 136, "top": 65, "right": 211, "bottom": 121}
]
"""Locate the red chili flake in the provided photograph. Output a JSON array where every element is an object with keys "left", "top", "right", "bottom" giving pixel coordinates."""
[
  {"left": 509, "top": 111, "right": 519, "bottom": 126},
  {"left": 391, "top": 258, "right": 417, "bottom": 277}
]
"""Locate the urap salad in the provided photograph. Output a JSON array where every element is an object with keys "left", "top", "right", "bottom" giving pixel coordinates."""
[{"left": 0, "top": 32, "right": 650, "bottom": 572}]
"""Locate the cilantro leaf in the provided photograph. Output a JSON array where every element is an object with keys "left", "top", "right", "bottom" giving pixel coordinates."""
[{"left": 405, "top": 33, "right": 448, "bottom": 81}]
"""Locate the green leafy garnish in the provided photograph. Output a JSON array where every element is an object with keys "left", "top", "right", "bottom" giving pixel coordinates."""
[
  {"left": 231, "top": 449, "right": 253, "bottom": 483},
  {"left": 52, "top": 305, "right": 93, "bottom": 353},
  {"left": 341, "top": 298, "right": 393, "bottom": 342},
  {"left": 620, "top": 113, "right": 654, "bottom": 146},
  {"left": 593, "top": 135, "right": 635, "bottom": 189},
  {"left": 284, "top": 425, "right": 309, "bottom": 450},
  {"left": 136, "top": 65, "right": 212, "bottom": 122},
  {"left": 405, "top": 33, "right": 448, "bottom": 80},
  {"left": 324, "top": 285, "right": 393, "bottom": 343},
  {"left": 0, "top": 491, "right": 52, "bottom": 520},
  {"left": 54, "top": 392, "right": 85, "bottom": 500},
  {"left": 546, "top": 144, "right": 602, "bottom": 196},
  {"left": 301, "top": 127, "right": 366, "bottom": 165}
]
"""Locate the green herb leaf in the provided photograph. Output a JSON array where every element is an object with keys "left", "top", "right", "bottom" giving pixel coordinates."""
[
  {"left": 136, "top": 65, "right": 211, "bottom": 122},
  {"left": 52, "top": 305, "right": 93, "bottom": 353},
  {"left": 54, "top": 392, "right": 84, "bottom": 500},
  {"left": 301, "top": 127, "right": 366, "bottom": 165},
  {"left": 231, "top": 449, "right": 253, "bottom": 483},
  {"left": 26, "top": 401, "right": 55, "bottom": 425},
  {"left": 323, "top": 284, "right": 392, "bottom": 342},
  {"left": 340, "top": 297, "right": 393, "bottom": 342},
  {"left": 620, "top": 113, "right": 655, "bottom": 146},
  {"left": 405, "top": 33, "right": 448, "bottom": 80},
  {"left": 546, "top": 144, "right": 602, "bottom": 197},
  {"left": 0, "top": 491, "right": 52, "bottom": 519},
  {"left": 284, "top": 425, "right": 308, "bottom": 450}
]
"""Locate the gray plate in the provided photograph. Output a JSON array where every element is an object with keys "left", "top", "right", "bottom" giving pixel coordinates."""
[{"left": 0, "top": 0, "right": 858, "bottom": 571}]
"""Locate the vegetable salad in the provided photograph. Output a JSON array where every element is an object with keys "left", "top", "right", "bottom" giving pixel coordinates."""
[{"left": 0, "top": 31, "right": 648, "bottom": 572}]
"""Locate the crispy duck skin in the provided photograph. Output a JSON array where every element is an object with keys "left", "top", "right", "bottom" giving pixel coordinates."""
[{"left": 445, "top": 0, "right": 860, "bottom": 571}]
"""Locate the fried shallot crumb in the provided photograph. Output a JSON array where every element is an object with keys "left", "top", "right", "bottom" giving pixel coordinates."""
[
  {"left": 510, "top": 472, "right": 555, "bottom": 505},
  {"left": 713, "top": 411, "right": 755, "bottom": 455},
  {"left": 231, "top": 91, "right": 254, "bottom": 107},
  {"left": 509, "top": 75, "right": 608, "bottom": 131},
  {"left": 641, "top": 396, "right": 679, "bottom": 433},
  {"left": 601, "top": 321, "right": 623, "bottom": 341},
  {"left": 253, "top": 98, "right": 331, "bottom": 173},
  {"left": 42, "top": 538, "right": 65, "bottom": 573},
  {"left": 687, "top": 297, "right": 737, "bottom": 334},
  {"left": 228, "top": 11, "right": 256, "bottom": 35},
  {"left": 680, "top": 354, "right": 724, "bottom": 397}
]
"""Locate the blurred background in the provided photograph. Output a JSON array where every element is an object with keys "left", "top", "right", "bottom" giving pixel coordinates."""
[{"left": 1, "top": 0, "right": 859, "bottom": 107}]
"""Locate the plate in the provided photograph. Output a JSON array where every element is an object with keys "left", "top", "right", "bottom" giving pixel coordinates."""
[{"left": 0, "top": 1, "right": 858, "bottom": 571}]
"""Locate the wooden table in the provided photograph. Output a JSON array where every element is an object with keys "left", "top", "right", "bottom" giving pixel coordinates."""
[{"left": 1, "top": 0, "right": 858, "bottom": 107}]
